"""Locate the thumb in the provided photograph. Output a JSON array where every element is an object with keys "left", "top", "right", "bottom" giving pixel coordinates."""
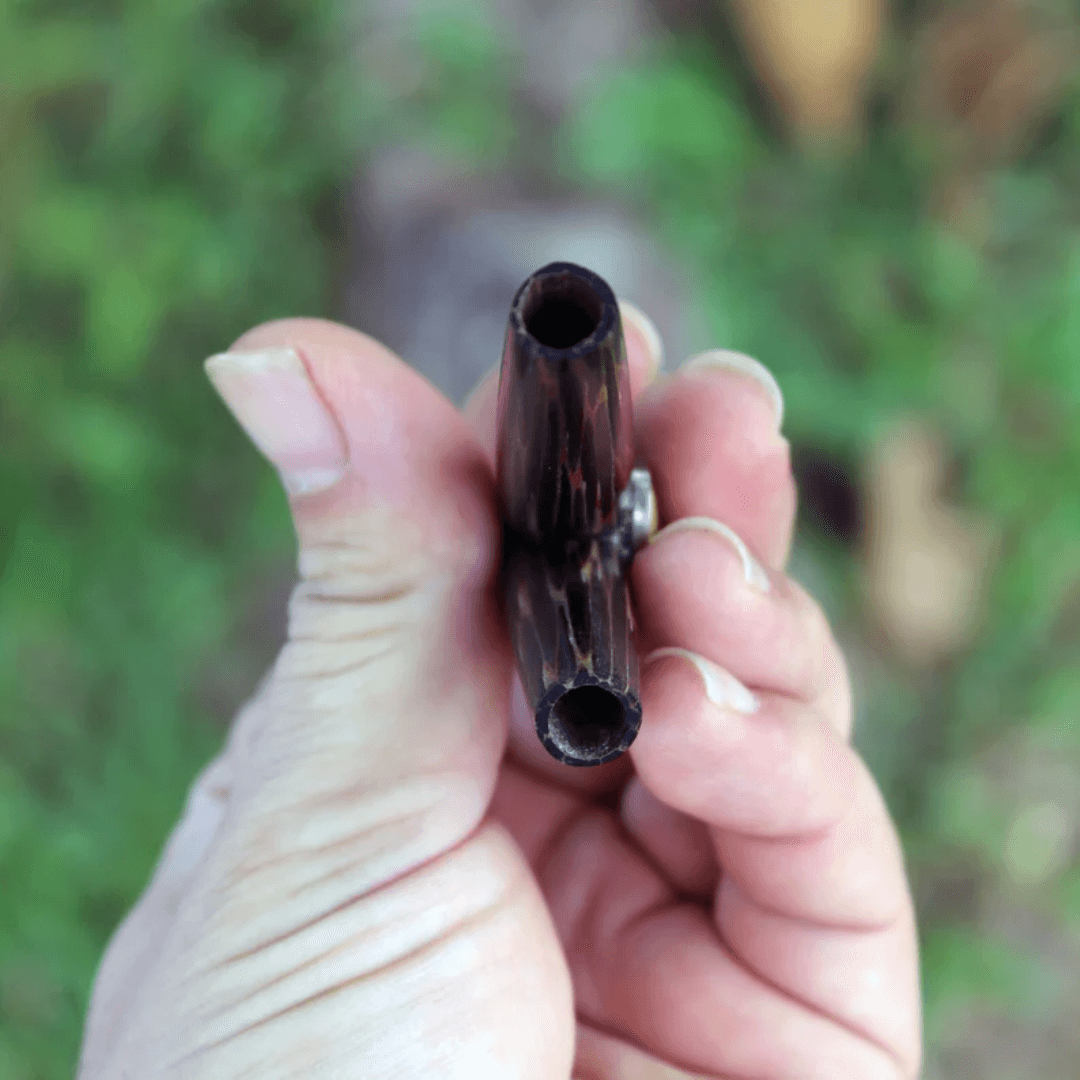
[
  {"left": 204, "top": 318, "right": 510, "bottom": 880},
  {"left": 79, "top": 321, "right": 571, "bottom": 1078}
]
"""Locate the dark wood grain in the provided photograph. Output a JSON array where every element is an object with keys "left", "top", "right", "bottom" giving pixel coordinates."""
[{"left": 497, "top": 262, "right": 642, "bottom": 766}]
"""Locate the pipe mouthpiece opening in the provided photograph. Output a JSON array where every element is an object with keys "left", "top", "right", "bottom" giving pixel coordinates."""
[
  {"left": 550, "top": 685, "right": 627, "bottom": 760},
  {"left": 523, "top": 274, "right": 602, "bottom": 349}
]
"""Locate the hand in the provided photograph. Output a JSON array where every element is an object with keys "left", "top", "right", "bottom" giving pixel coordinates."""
[{"left": 78, "top": 311, "right": 921, "bottom": 1079}]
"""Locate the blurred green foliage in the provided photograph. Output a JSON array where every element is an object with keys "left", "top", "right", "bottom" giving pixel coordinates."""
[
  {"left": 558, "top": 38, "right": 1080, "bottom": 1063},
  {"left": 555, "top": 34, "right": 1080, "bottom": 1069},
  {"left": 561, "top": 37, "right": 1080, "bottom": 743},
  {"left": 2, "top": 1, "right": 1079, "bottom": 1076},
  {"left": 0, "top": 1, "right": 372, "bottom": 1074}
]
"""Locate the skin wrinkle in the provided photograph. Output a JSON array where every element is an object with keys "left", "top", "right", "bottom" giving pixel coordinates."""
[
  {"left": 217, "top": 804, "right": 436, "bottom": 908},
  {"left": 298, "top": 536, "right": 384, "bottom": 553},
  {"left": 294, "top": 527, "right": 448, "bottom": 590},
  {"left": 282, "top": 591, "right": 421, "bottom": 639},
  {"left": 729, "top": 868, "right": 905, "bottom": 936},
  {"left": 612, "top": 887, "right": 904, "bottom": 1071},
  {"left": 565, "top": 860, "right": 610, "bottom": 1012},
  {"left": 620, "top": 779, "right": 720, "bottom": 900},
  {"left": 562, "top": 819, "right": 672, "bottom": 998},
  {"left": 574, "top": 1015, "right": 741, "bottom": 1080},
  {"left": 280, "top": 808, "right": 437, "bottom": 904},
  {"left": 606, "top": 796, "right": 701, "bottom": 903},
  {"left": 198, "top": 888, "right": 376, "bottom": 980},
  {"left": 294, "top": 586, "right": 417, "bottom": 606},
  {"left": 225, "top": 758, "right": 468, "bottom": 856},
  {"left": 203, "top": 773, "right": 486, "bottom": 924},
  {"left": 287, "top": 586, "right": 437, "bottom": 640},
  {"left": 616, "top": 894, "right": 683, "bottom": 943},
  {"left": 715, "top": 892, "right": 912, "bottom": 1079},
  {"left": 215, "top": 908, "right": 383, "bottom": 1015},
  {"left": 510, "top": 763, "right": 718, "bottom": 915},
  {"left": 219, "top": 842, "right": 524, "bottom": 1038},
  {"left": 212, "top": 781, "right": 483, "bottom": 915},
  {"left": 170, "top": 890, "right": 515, "bottom": 1074},
  {"left": 638, "top": 689, "right": 853, "bottom": 841},
  {"left": 197, "top": 813, "right": 504, "bottom": 993},
  {"left": 294, "top": 541, "right": 403, "bottom": 580},
  {"left": 623, "top": 906, "right": 906, "bottom": 1080},
  {"left": 573, "top": 1038, "right": 732, "bottom": 1080},
  {"left": 285, "top": 623, "right": 409, "bottom": 646},
  {"left": 712, "top": 756, "right": 907, "bottom": 929},
  {"left": 282, "top": 770, "right": 449, "bottom": 819},
  {"left": 271, "top": 642, "right": 399, "bottom": 683},
  {"left": 717, "top": 835, "right": 908, "bottom": 934},
  {"left": 530, "top": 802, "right": 590, "bottom": 888}
]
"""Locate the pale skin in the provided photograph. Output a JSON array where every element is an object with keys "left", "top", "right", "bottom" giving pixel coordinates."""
[{"left": 77, "top": 308, "right": 922, "bottom": 1079}]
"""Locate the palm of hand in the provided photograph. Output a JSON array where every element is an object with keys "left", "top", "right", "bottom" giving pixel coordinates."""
[{"left": 79, "top": 318, "right": 920, "bottom": 1080}]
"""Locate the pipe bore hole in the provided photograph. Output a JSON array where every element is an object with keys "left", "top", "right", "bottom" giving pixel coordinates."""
[
  {"left": 551, "top": 685, "right": 625, "bottom": 758},
  {"left": 524, "top": 275, "right": 602, "bottom": 349}
]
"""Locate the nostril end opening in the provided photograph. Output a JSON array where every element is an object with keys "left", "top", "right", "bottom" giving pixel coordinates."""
[
  {"left": 550, "top": 685, "right": 626, "bottom": 758},
  {"left": 523, "top": 275, "right": 602, "bottom": 349},
  {"left": 526, "top": 299, "right": 598, "bottom": 348}
]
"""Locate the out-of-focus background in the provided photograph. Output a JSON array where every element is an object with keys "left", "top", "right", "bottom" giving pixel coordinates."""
[{"left": 1, "top": 0, "right": 1078, "bottom": 1075}]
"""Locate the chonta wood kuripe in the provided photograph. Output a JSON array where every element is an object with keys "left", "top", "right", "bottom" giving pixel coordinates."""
[{"left": 496, "top": 262, "right": 655, "bottom": 766}]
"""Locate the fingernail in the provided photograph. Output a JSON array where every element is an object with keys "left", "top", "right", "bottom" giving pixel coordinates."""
[
  {"left": 683, "top": 349, "right": 784, "bottom": 430},
  {"left": 649, "top": 516, "right": 771, "bottom": 593},
  {"left": 619, "top": 299, "right": 664, "bottom": 382},
  {"left": 204, "top": 347, "right": 348, "bottom": 497},
  {"left": 645, "top": 647, "right": 760, "bottom": 714}
]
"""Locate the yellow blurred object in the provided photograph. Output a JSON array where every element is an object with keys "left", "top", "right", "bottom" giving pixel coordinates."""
[
  {"left": 907, "top": 0, "right": 1077, "bottom": 170},
  {"left": 905, "top": 0, "right": 1079, "bottom": 242},
  {"left": 864, "top": 418, "right": 997, "bottom": 666},
  {"left": 726, "top": 0, "right": 887, "bottom": 140}
]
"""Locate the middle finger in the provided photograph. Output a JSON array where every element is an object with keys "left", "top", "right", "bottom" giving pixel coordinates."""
[{"left": 633, "top": 518, "right": 852, "bottom": 731}]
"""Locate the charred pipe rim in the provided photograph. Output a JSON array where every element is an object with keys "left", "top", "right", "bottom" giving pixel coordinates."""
[
  {"left": 535, "top": 670, "right": 643, "bottom": 767},
  {"left": 509, "top": 262, "right": 618, "bottom": 361}
]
